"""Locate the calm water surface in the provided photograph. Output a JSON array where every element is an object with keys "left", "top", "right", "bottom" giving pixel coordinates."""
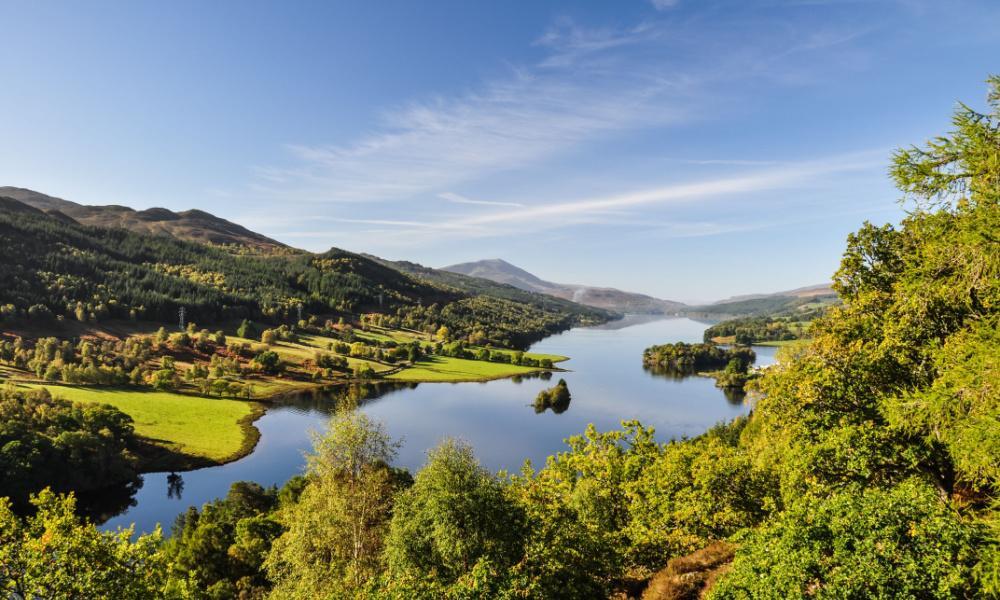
[{"left": 102, "top": 316, "right": 776, "bottom": 534}]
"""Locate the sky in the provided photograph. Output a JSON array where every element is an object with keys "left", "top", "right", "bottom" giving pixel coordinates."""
[{"left": 2, "top": 0, "right": 999, "bottom": 303}]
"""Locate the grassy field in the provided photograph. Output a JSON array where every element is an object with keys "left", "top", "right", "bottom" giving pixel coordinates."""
[
  {"left": 31, "top": 384, "right": 260, "bottom": 468},
  {"left": 386, "top": 355, "right": 547, "bottom": 382},
  {"left": 488, "top": 348, "right": 568, "bottom": 364},
  {"left": 355, "top": 328, "right": 426, "bottom": 344},
  {"left": 232, "top": 334, "right": 394, "bottom": 374},
  {"left": 2, "top": 321, "right": 571, "bottom": 471}
]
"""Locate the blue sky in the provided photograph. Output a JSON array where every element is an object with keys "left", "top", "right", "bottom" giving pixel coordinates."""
[{"left": 2, "top": 0, "right": 998, "bottom": 302}]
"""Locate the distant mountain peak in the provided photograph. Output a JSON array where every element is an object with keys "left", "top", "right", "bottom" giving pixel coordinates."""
[{"left": 441, "top": 258, "right": 685, "bottom": 314}]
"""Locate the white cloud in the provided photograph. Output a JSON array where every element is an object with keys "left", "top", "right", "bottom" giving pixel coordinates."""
[
  {"left": 534, "top": 19, "right": 660, "bottom": 68},
  {"left": 285, "top": 150, "right": 884, "bottom": 249},
  {"left": 248, "top": 21, "right": 694, "bottom": 205},
  {"left": 237, "top": 10, "right": 897, "bottom": 254},
  {"left": 445, "top": 150, "right": 880, "bottom": 229},
  {"left": 438, "top": 192, "right": 524, "bottom": 208}
]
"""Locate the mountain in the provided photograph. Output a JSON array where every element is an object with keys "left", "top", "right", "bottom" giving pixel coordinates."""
[
  {"left": 0, "top": 186, "right": 287, "bottom": 251},
  {"left": 0, "top": 195, "right": 605, "bottom": 347},
  {"left": 712, "top": 283, "right": 834, "bottom": 304},
  {"left": 687, "top": 284, "right": 838, "bottom": 317},
  {"left": 441, "top": 259, "right": 686, "bottom": 314},
  {"left": 364, "top": 256, "right": 613, "bottom": 322}
]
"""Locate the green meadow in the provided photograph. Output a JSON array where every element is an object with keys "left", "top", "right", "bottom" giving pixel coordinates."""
[{"left": 34, "top": 384, "right": 259, "bottom": 466}]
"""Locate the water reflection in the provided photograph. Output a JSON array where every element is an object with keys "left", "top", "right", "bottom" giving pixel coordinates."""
[
  {"left": 533, "top": 394, "right": 571, "bottom": 414},
  {"left": 721, "top": 388, "right": 747, "bottom": 405},
  {"left": 510, "top": 371, "right": 553, "bottom": 384},
  {"left": 77, "top": 479, "right": 142, "bottom": 524},
  {"left": 101, "top": 318, "right": 776, "bottom": 535},
  {"left": 167, "top": 473, "right": 184, "bottom": 500},
  {"left": 642, "top": 364, "right": 694, "bottom": 381}
]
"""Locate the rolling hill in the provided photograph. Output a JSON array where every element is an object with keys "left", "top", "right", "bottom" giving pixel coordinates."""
[
  {"left": 0, "top": 195, "right": 606, "bottom": 347},
  {"left": 441, "top": 258, "right": 686, "bottom": 314},
  {"left": 686, "top": 284, "right": 839, "bottom": 317},
  {"left": 0, "top": 186, "right": 287, "bottom": 251}
]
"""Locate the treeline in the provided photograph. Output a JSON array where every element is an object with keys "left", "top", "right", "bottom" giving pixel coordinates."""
[
  {"left": 0, "top": 203, "right": 604, "bottom": 348},
  {"left": 702, "top": 314, "right": 807, "bottom": 344},
  {"left": 0, "top": 202, "right": 451, "bottom": 324},
  {"left": 397, "top": 295, "right": 585, "bottom": 348},
  {"left": 0, "top": 334, "right": 152, "bottom": 385},
  {"left": 642, "top": 342, "right": 755, "bottom": 373},
  {"left": 157, "top": 414, "right": 773, "bottom": 598},
  {"left": 0, "top": 385, "right": 140, "bottom": 510},
  {"left": 685, "top": 293, "right": 837, "bottom": 317}
]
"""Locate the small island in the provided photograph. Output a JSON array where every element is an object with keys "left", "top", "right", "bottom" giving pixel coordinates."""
[
  {"left": 534, "top": 378, "right": 571, "bottom": 413},
  {"left": 702, "top": 313, "right": 820, "bottom": 346},
  {"left": 642, "top": 342, "right": 756, "bottom": 392}
]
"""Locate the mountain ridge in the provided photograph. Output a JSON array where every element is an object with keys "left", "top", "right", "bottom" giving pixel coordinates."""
[
  {"left": 442, "top": 258, "right": 687, "bottom": 314},
  {"left": 0, "top": 186, "right": 288, "bottom": 251},
  {"left": 711, "top": 283, "right": 834, "bottom": 304}
]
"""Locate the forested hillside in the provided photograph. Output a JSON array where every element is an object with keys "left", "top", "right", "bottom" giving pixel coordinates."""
[
  {"left": 685, "top": 291, "right": 838, "bottom": 318},
  {"left": 0, "top": 198, "right": 604, "bottom": 347}
]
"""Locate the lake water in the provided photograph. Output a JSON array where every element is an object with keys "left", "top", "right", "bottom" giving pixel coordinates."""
[{"left": 101, "top": 316, "right": 776, "bottom": 535}]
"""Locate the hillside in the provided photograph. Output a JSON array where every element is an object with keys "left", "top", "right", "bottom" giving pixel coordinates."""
[
  {"left": 712, "top": 283, "right": 834, "bottom": 303},
  {"left": 442, "top": 258, "right": 686, "bottom": 314},
  {"left": 365, "top": 255, "right": 614, "bottom": 321},
  {"left": 0, "top": 186, "right": 288, "bottom": 251},
  {"left": 0, "top": 196, "right": 602, "bottom": 347},
  {"left": 686, "top": 284, "right": 839, "bottom": 317}
]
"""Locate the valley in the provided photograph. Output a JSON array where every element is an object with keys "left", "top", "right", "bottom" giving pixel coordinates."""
[{"left": 3, "top": 3, "right": 998, "bottom": 597}]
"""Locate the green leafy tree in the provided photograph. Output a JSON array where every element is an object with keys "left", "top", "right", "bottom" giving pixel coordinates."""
[
  {"left": 0, "top": 385, "right": 139, "bottom": 507},
  {"left": 0, "top": 490, "right": 164, "bottom": 598},
  {"left": 236, "top": 319, "right": 257, "bottom": 339},
  {"left": 381, "top": 439, "right": 525, "bottom": 597},
  {"left": 162, "top": 481, "right": 281, "bottom": 598},
  {"left": 265, "top": 411, "right": 407, "bottom": 598},
  {"left": 533, "top": 378, "right": 572, "bottom": 414},
  {"left": 507, "top": 421, "right": 661, "bottom": 594},
  {"left": 709, "top": 480, "right": 982, "bottom": 599},
  {"left": 253, "top": 350, "right": 282, "bottom": 374}
]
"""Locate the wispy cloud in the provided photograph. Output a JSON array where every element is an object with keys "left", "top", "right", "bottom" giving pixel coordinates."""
[
  {"left": 250, "top": 72, "right": 687, "bottom": 204},
  {"left": 438, "top": 192, "right": 524, "bottom": 208},
  {"left": 239, "top": 7, "right": 897, "bottom": 256},
  {"left": 446, "top": 150, "right": 879, "bottom": 229},
  {"left": 679, "top": 158, "right": 783, "bottom": 166},
  {"left": 534, "top": 19, "right": 661, "bottom": 68},
  {"left": 650, "top": 0, "right": 680, "bottom": 10},
  {"left": 248, "top": 20, "right": 698, "bottom": 205},
  {"left": 287, "top": 149, "right": 884, "bottom": 249}
]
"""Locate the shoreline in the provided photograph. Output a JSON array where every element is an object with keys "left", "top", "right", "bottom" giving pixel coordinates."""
[{"left": 129, "top": 360, "right": 571, "bottom": 474}]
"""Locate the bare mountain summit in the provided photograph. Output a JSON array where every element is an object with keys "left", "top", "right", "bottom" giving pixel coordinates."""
[
  {"left": 442, "top": 259, "right": 686, "bottom": 314},
  {"left": 1, "top": 186, "right": 287, "bottom": 251}
]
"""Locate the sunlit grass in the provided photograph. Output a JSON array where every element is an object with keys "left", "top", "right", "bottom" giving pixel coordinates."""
[
  {"left": 31, "top": 384, "right": 256, "bottom": 463},
  {"left": 386, "top": 355, "right": 543, "bottom": 382}
]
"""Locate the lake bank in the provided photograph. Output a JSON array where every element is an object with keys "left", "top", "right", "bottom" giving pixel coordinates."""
[{"left": 101, "top": 316, "right": 776, "bottom": 535}]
